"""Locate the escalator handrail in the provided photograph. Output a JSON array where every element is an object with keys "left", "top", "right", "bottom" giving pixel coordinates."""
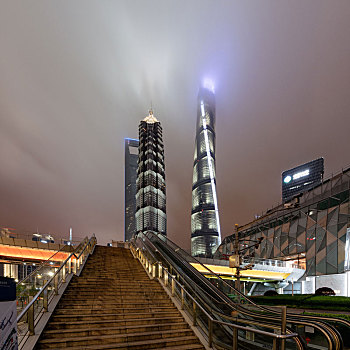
[
  {"left": 140, "top": 232, "right": 342, "bottom": 350},
  {"left": 130, "top": 239, "right": 301, "bottom": 349}
]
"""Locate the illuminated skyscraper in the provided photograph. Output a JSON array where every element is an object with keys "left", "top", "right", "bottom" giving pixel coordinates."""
[
  {"left": 191, "top": 86, "right": 221, "bottom": 257},
  {"left": 135, "top": 110, "right": 166, "bottom": 235},
  {"left": 124, "top": 138, "right": 139, "bottom": 242}
]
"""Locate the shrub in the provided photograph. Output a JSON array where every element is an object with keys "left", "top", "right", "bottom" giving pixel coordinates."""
[
  {"left": 264, "top": 290, "right": 278, "bottom": 296},
  {"left": 315, "top": 287, "right": 335, "bottom": 296}
]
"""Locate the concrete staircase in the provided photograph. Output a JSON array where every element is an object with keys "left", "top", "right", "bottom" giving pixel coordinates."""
[{"left": 35, "top": 246, "right": 205, "bottom": 349}]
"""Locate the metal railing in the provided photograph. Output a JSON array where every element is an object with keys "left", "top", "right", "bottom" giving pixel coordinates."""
[
  {"left": 16, "top": 234, "right": 97, "bottom": 348},
  {"left": 130, "top": 242, "right": 299, "bottom": 350}
]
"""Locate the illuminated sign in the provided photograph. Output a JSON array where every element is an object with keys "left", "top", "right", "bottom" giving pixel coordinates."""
[{"left": 282, "top": 158, "right": 324, "bottom": 202}]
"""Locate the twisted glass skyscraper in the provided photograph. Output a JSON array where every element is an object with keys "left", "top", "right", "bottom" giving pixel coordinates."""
[
  {"left": 135, "top": 110, "right": 166, "bottom": 236},
  {"left": 191, "top": 86, "right": 221, "bottom": 257}
]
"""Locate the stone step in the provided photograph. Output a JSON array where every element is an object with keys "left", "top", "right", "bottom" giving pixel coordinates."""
[
  {"left": 36, "top": 246, "right": 204, "bottom": 350},
  {"left": 37, "top": 328, "right": 195, "bottom": 348},
  {"left": 54, "top": 306, "right": 178, "bottom": 315},
  {"left": 51, "top": 311, "right": 181, "bottom": 322},
  {"left": 47, "top": 316, "right": 185, "bottom": 330},
  {"left": 41, "top": 322, "right": 189, "bottom": 340},
  {"left": 37, "top": 336, "right": 203, "bottom": 350},
  {"left": 58, "top": 300, "right": 173, "bottom": 308}
]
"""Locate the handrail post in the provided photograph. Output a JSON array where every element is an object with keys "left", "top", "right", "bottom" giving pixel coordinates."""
[
  {"left": 28, "top": 295, "right": 35, "bottom": 335},
  {"left": 193, "top": 300, "right": 197, "bottom": 326},
  {"left": 208, "top": 318, "right": 213, "bottom": 347},
  {"left": 73, "top": 257, "right": 77, "bottom": 274},
  {"left": 158, "top": 263, "right": 162, "bottom": 278},
  {"left": 281, "top": 306, "right": 287, "bottom": 350},
  {"left": 62, "top": 264, "right": 66, "bottom": 283},
  {"left": 164, "top": 268, "right": 168, "bottom": 287},
  {"left": 43, "top": 280, "right": 48, "bottom": 312},
  {"left": 171, "top": 276, "right": 175, "bottom": 296},
  {"left": 233, "top": 327, "right": 238, "bottom": 350},
  {"left": 54, "top": 272, "right": 59, "bottom": 295},
  {"left": 272, "top": 338, "right": 278, "bottom": 350},
  {"left": 152, "top": 264, "right": 156, "bottom": 279},
  {"left": 181, "top": 288, "right": 184, "bottom": 310},
  {"left": 68, "top": 257, "right": 72, "bottom": 274}
]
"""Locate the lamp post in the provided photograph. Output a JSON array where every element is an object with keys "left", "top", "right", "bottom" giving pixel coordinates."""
[{"left": 229, "top": 224, "right": 264, "bottom": 298}]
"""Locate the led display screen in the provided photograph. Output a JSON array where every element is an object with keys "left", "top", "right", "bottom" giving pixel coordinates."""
[{"left": 282, "top": 158, "right": 324, "bottom": 202}]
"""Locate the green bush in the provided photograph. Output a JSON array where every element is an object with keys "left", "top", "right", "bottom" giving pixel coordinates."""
[{"left": 249, "top": 295, "right": 350, "bottom": 311}]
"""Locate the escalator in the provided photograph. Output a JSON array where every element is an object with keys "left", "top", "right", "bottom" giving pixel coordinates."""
[{"left": 133, "top": 232, "right": 350, "bottom": 350}]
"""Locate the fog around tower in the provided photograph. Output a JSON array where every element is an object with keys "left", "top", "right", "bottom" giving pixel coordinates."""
[{"left": 0, "top": 1, "right": 350, "bottom": 248}]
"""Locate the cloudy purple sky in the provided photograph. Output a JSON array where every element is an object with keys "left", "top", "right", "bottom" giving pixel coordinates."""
[{"left": 1, "top": 1, "right": 350, "bottom": 248}]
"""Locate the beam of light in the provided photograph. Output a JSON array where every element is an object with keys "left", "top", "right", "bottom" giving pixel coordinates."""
[
  {"left": 203, "top": 78, "right": 215, "bottom": 93},
  {"left": 201, "top": 101, "right": 221, "bottom": 243}
]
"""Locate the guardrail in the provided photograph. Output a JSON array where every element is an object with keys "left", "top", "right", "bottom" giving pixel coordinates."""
[
  {"left": 16, "top": 234, "right": 97, "bottom": 348},
  {"left": 130, "top": 242, "right": 298, "bottom": 350}
]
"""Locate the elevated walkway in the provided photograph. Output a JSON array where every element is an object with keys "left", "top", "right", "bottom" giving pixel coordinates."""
[
  {"left": 0, "top": 236, "right": 73, "bottom": 263},
  {"left": 194, "top": 257, "right": 305, "bottom": 283}
]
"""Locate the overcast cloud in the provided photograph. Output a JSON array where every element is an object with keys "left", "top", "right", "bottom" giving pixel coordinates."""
[{"left": 1, "top": 1, "right": 350, "bottom": 248}]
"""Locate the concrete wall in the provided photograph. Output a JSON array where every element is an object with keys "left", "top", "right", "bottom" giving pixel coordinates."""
[{"left": 301, "top": 272, "right": 350, "bottom": 296}]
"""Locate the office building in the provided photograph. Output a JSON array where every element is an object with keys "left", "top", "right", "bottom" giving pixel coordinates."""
[
  {"left": 124, "top": 138, "right": 139, "bottom": 242},
  {"left": 216, "top": 165, "right": 350, "bottom": 296},
  {"left": 135, "top": 110, "right": 166, "bottom": 235},
  {"left": 191, "top": 86, "right": 221, "bottom": 257}
]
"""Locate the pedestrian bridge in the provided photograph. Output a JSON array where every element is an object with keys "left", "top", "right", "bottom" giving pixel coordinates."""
[{"left": 192, "top": 257, "right": 305, "bottom": 283}]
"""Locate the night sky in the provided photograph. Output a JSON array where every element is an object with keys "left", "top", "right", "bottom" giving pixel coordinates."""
[{"left": 1, "top": 1, "right": 350, "bottom": 248}]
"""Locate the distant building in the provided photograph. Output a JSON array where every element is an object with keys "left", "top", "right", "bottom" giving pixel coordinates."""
[
  {"left": 135, "top": 110, "right": 166, "bottom": 236},
  {"left": 191, "top": 86, "right": 221, "bottom": 257},
  {"left": 124, "top": 138, "right": 139, "bottom": 242},
  {"left": 216, "top": 166, "right": 350, "bottom": 296},
  {"left": 282, "top": 158, "right": 324, "bottom": 202}
]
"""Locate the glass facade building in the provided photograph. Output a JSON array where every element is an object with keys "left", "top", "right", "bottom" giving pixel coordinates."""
[
  {"left": 124, "top": 138, "right": 139, "bottom": 242},
  {"left": 191, "top": 87, "right": 221, "bottom": 257},
  {"left": 216, "top": 168, "right": 350, "bottom": 295},
  {"left": 135, "top": 111, "right": 166, "bottom": 236}
]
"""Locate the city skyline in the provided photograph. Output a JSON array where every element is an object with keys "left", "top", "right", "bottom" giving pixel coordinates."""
[{"left": 1, "top": 2, "right": 350, "bottom": 248}]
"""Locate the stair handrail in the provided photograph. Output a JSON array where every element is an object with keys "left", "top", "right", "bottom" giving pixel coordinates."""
[
  {"left": 130, "top": 242, "right": 301, "bottom": 350},
  {"left": 17, "top": 238, "right": 86, "bottom": 286},
  {"left": 16, "top": 234, "right": 97, "bottom": 343}
]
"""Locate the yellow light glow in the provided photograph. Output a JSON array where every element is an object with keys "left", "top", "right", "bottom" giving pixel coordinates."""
[{"left": 190, "top": 263, "right": 290, "bottom": 281}]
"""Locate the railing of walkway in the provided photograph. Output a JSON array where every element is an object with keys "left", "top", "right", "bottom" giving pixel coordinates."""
[
  {"left": 130, "top": 243, "right": 299, "bottom": 350},
  {"left": 16, "top": 235, "right": 97, "bottom": 348}
]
